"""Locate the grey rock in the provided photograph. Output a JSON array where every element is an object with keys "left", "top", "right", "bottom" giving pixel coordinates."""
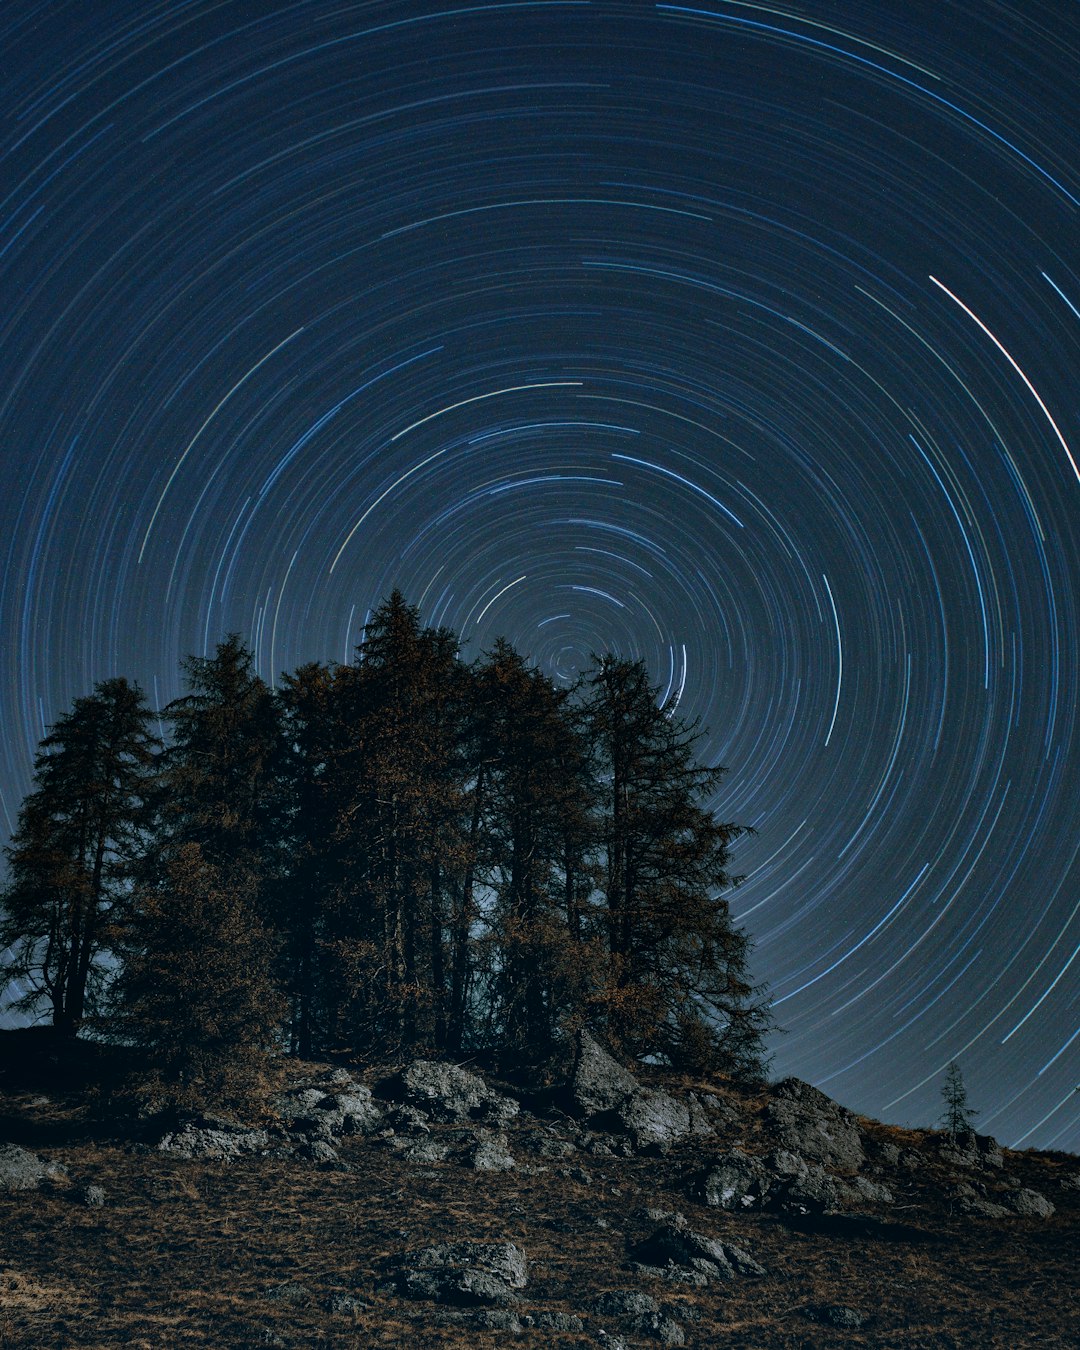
[
  {"left": 292, "top": 1138, "right": 340, "bottom": 1165},
  {"left": 266, "top": 1281, "right": 312, "bottom": 1306},
  {"left": 0, "top": 1144, "right": 64, "bottom": 1191},
  {"left": 533, "top": 1135, "right": 577, "bottom": 1159},
  {"left": 940, "top": 1130, "right": 1004, "bottom": 1170},
  {"left": 398, "top": 1241, "right": 528, "bottom": 1307},
  {"left": 722, "top": 1243, "right": 767, "bottom": 1277},
  {"left": 569, "top": 1030, "right": 639, "bottom": 1116},
  {"left": 635, "top": 1206, "right": 686, "bottom": 1226},
  {"left": 845, "top": 1175, "right": 894, "bottom": 1205},
  {"left": 80, "top": 1184, "right": 106, "bottom": 1207},
  {"left": 384, "top": 1104, "right": 430, "bottom": 1132},
  {"left": 805, "top": 1304, "right": 866, "bottom": 1329},
  {"left": 766, "top": 1079, "right": 866, "bottom": 1170},
  {"left": 873, "top": 1140, "right": 902, "bottom": 1167},
  {"left": 394, "top": 1060, "right": 519, "bottom": 1124},
  {"left": 523, "top": 1311, "right": 585, "bottom": 1332},
  {"left": 630, "top": 1221, "right": 733, "bottom": 1280},
  {"left": 617, "top": 1089, "right": 691, "bottom": 1153},
  {"left": 770, "top": 1163, "right": 840, "bottom": 1216},
  {"left": 468, "top": 1130, "right": 515, "bottom": 1172},
  {"left": 685, "top": 1094, "right": 718, "bottom": 1138},
  {"left": 157, "top": 1121, "right": 270, "bottom": 1161},
  {"left": 632, "top": 1219, "right": 766, "bottom": 1281},
  {"left": 693, "top": 1149, "right": 768, "bottom": 1209},
  {"left": 593, "top": 1289, "right": 684, "bottom": 1345},
  {"left": 1008, "top": 1187, "right": 1055, "bottom": 1218},
  {"left": 594, "top": 1290, "right": 661, "bottom": 1319},
  {"left": 1060, "top": 1172, "right": 1080, "bottom": 1191},
  {"left": 627, "top": 1262, "right": 710, "bottom": 1288},
  {"left": 387, "top": 1136, "right": 451, "bottom": 1165},
  {"left": 960, "top": 1197, "right": 1012, "bottom": 1218},
  {"left": 328, "top": 1293, "right": 367, "bottom": 1316}
]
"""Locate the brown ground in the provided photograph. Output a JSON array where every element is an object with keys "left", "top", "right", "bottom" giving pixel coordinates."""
[{"left": 1, "top": 1032, "right": 1077, "bottom": 1349}]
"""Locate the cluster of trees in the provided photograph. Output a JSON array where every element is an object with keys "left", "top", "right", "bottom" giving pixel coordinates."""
[{"left": 1, "top": 593, "right": 771, "bottom": 1106}]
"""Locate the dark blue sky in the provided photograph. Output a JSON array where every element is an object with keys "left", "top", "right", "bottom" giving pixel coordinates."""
[{"left": 1, "top": 1, "right": 1077, "bottom": 1149}]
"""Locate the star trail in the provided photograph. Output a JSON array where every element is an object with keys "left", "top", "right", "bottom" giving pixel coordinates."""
[{"left": 1, "top": 1, "right": 1077, "bottom": 1149}]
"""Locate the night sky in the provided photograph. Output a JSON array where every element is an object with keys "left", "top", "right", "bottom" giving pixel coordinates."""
[{"left": 1, "top": 1, "right": 1077, "bottom": 1151}]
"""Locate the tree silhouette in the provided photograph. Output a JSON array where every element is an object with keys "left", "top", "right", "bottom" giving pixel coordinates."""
[
  {"left": 0, "top": 678, "right": 157, "bottom": 1033},
  {"left": 940, "top": 1060, "right": 977, "bottom": 1136}
]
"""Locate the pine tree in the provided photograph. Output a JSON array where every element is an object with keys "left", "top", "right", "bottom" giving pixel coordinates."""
[
  {"left": 583, "top": 655, "right": 769, "bottom": 1079},
  {"left": 940, "top": 1060, "right": 977, "bottom": 1136},
  {"left": 0, "top": 678, "right": 157, "bottom": 1033},
  {"left": 327, "top": 593, "right": 469, "bottom": 1054},
  {"left": 155, "top": 635, "right": 285, "bottom": 876},
  {"left": 107, "top": 842, "right": 284, "bottom": 1113},
  {"left": 471, "top": 640, "right": 597, "bottom": 1060},
  {"left": 275, "top": 661, "right": 339, "bottom": 1058}
]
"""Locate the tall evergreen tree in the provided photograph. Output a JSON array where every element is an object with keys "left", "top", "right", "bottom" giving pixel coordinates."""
[
  {"left": 155, "top": 635, "right": 285, "bottom": 878},
  {"left": 0, "top": 678, "right": 157, "bottom": 1033},
  {"left": 107, "top": 842, "right": 284, "bottom": 1112},
  {"left": 472, "top": 641, "right": 597, "bottom": 1059},
  {"left": 940, "top": 1060, "right": 977, "bottom": 1136},
  {"left": 584, "top": 655, "right": 769, "bottom": 1078},
  {"left": 327, "top": 593, "right": 469, "bottom": 1054},
  {"left": 276, "top": 660, "right": 339, "bottom": 1058}
]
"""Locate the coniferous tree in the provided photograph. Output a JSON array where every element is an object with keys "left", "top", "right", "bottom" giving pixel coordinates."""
[
  {"left": 583, "top": 655, "right": 769, "bottom": 1078},
  {"left": 327, "top": 593, "right": 469, "bottom": 1054},
  {"left": 276, "top": 660, "right": 339, "bottom": 1058},
  {"left": 102, "top": 639, "right": 286, "bottom": 1104},
  {"left": 472, "top": 640, "right": 597, "bottom": 1059},
  {"left": 0, "top": 678, "right": 157, "bottom": 1033},
  {"left": 155, "top": 635, "right": 285, "bottom": 877},
  {"left": 107, "top": 842, "right": 284, "bottom": 1112},
  {"left": 940, "top": 1060, "right": 977, "bottom": 1136}
]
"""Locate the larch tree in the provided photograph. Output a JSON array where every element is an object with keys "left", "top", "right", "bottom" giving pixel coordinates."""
[
  {"left": 471, "top": 640, "right": 597, "bottom": 1060},
  {"left": 107, "top": 842, "right": 284, "bottom": 1112},
  {"left": 0, "top": 678, "right": 157, "bottom": 1034},
  {"left": 940, "top": 1060, "right": 977, "bottom": 1136},
  {"left": 583, "top": 655, "right": 769, "bottom": 1078},
  {"left": 275, "top": 660, "right": 340, "bottom": 1059},
  {"left": 105, "top": 638, "right": 286, "bottom": 1106},
  {"left": 328, "top": 593, "right": 469, "bottom": 1054}
]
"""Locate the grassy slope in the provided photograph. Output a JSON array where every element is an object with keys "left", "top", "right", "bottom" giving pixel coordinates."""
[{"left": 1, "top": 1030, "right": 1077, "bottom": 1349}]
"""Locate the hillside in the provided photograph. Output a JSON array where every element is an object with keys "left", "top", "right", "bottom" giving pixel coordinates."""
[{"left": 1, "top": 1029, "right": 1077, "bottom": 1348}]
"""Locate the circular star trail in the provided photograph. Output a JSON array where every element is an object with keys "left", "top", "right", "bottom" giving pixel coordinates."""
[{"left": 1, "top": 1, "right": 1077, "bottom": 1149}]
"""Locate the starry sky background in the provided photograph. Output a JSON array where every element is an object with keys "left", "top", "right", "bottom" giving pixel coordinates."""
[{"left": 1, "top": 1, "right": 1078, "bottom": 1150}]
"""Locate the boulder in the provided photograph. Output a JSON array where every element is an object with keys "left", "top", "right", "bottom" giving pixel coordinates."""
[
  {"left": 390, "top": 1061, "right": 519, "bottom": 1125},
  {"left": 766, "top": 1079, "right": 866, "bottom": 1171},
  {"left": 630, "top": 1218, "right": 766, "bottom": 1281},
  {"left": 387, "top": 1136, "right": 451, "bottom": 1165},
  {"left": 0, "top": 1144, "right": 64, "bottom": 1191},
  {"left": 467, "top": 1130, "right": 515, "bottom": 1172},
  {"left": 569, "top": 1030, "right": 639, "bottom": 1116},
  {"left": 692, "top": 1149, "right": 769, "bottom": 1210},
  {"left": 805, "top": 1304, "right": 866, "bottom": 1329},
  {"left": 523, "top": 1310, "right": 585, "bottom": 1332},
  {"left": 939, "top": 1130, "right": 1004, "bottom": 1170},
  {"left": 397, "top": 1241, "right": 528, "bottom": 1307},
  {"left": 593, "top": 1290, "right": 684, "bottom": 1345},
  {"left": 1008, "top": 1188, "right": 1055, "bottom": 1218},
  {"left": 274, "top": 1080, "right": 382, "bottom": 1136},
  {"left": 80, "top": 1184, "right": 107, "bottom": 1207},
  {"left": 157, "top": 1118, "right": 270, "bottom": 1161},
  {"left": 617, "top": 1089, "right": 691, "bottom": 1154}
]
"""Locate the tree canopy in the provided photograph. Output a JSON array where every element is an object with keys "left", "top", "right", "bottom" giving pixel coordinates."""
[{"left": 1, "top": 593, "right": 772, "bottom": 1104}]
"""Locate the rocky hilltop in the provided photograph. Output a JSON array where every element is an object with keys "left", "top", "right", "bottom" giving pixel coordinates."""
[{"left": 1, "top": 1030, "right": 1077, "bottom": 1348}]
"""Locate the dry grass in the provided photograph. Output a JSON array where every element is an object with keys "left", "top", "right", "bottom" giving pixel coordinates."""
[{"left": 1, "top": 1038, "right": 1077, "bottom": 1348}]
